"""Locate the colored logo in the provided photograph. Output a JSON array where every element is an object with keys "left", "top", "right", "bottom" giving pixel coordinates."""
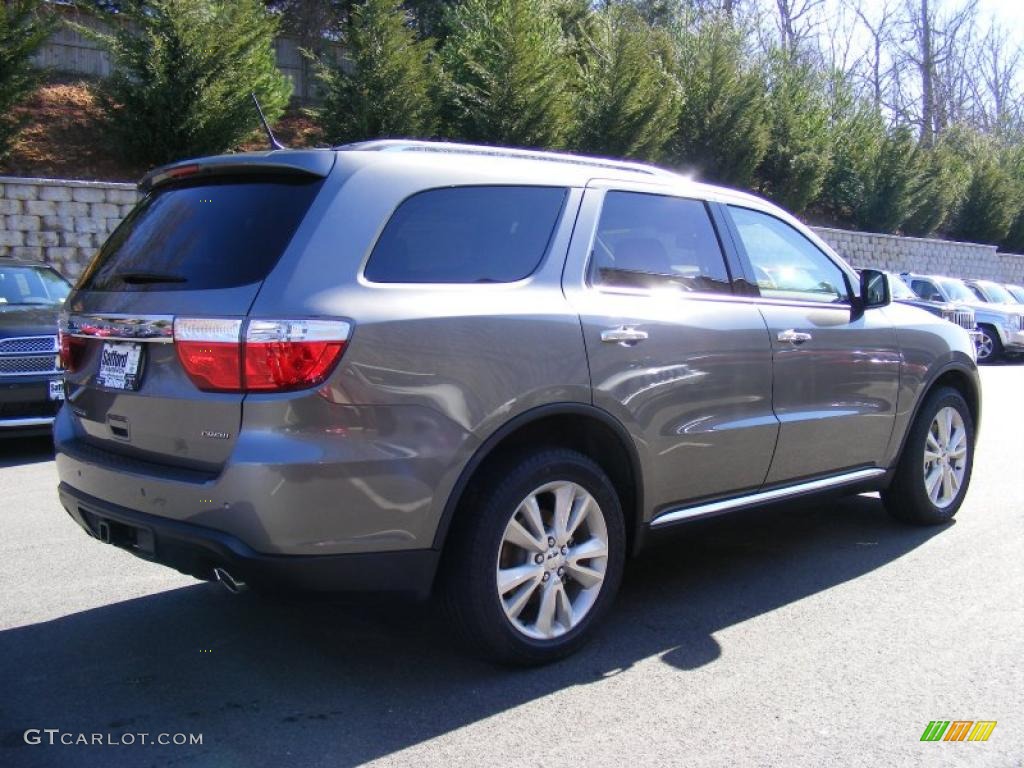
[{"left": 920, "top": 721, "right": 997, "bottom": 742}]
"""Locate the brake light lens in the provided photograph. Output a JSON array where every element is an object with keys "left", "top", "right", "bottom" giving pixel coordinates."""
[
  {"left": 244, "top": 319, "right": 350, "bottom": 391},
  {"left": 174, "top": 318, "right": 244, "bottom": 391},
  {"left": 58, "top": 314, "right": 86, "bottom": 372},
  {"left": 174, "top": 317, "right": 350, "bottom": 393}
]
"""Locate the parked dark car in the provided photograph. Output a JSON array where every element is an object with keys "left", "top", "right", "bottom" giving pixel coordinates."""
[
  {"left": 0, "top": 258, "right": 71, "bottom": 435},
  {"left": 55, "top": 143, "right": 980, "bottom": 664}
]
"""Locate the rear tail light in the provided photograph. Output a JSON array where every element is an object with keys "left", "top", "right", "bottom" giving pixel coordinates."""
[
  {"left": 244, "top": 320, "right": 350, "bottom": 391},
  {"left": 58, "top": 314, "right": 86, "bottom": 372},
  {"left": 174, "top": 317, "right": 350, "bottom": 393},
  {"left": 174, "top": 318, "right": 244, "bottom": 391}
]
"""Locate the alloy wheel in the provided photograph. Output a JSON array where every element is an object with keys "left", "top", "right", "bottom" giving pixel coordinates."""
[
  {"left": 495, "top": 481, "right": 609, "bottom": 640},
  {"left": 922, "top": 406, "right": 968, "bottom": 509}
]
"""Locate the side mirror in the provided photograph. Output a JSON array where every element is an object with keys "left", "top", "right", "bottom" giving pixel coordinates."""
[{"left": 857, "top": 269, "right": 891, "bottom": 312}]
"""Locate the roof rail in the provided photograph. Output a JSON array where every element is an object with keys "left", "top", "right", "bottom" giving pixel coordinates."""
[{"left": 335, "top": 139, "right": 678, "bottom": 179}]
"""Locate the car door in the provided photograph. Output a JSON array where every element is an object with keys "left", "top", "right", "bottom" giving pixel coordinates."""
[
  {"left": 720, "top": 204, "right": 901, "bottom": 484},
  {"left": 562, "top": 184, "right": 778, "bottom": 515}
]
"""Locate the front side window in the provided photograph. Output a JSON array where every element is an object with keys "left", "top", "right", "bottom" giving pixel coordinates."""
[
  {"left": 364, "top": 186, "right": 567, "bottom": 283},
  {"left": 729, "top": 206, "right": 849, "bottom": 304},
  {"left": 590, "top": 191, "right": 731, "bottom": 293}
]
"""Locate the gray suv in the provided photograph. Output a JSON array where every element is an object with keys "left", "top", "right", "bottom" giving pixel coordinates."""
[
  {"left": 905, "top": 273, "right": 1024, "bottom": 362},
  {"left": 55, "top": 142, "right": 980, "bottom": 664}
]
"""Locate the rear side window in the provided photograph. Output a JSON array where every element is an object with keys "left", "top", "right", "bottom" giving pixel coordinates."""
[
  {"left": 590, "top": 191, "right": 731, "bottom": 293},
  {"left": 79, "top": 177, "right": 324, "bottom": 292},
  {"left": 364, "top": 186, "right": 568, "bottom": 283}
]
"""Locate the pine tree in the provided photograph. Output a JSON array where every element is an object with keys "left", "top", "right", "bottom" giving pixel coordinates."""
[
  {"left": 852, "top": 127, "right": 926, "bottom": 233},
  {"left": 0, "top": 1, "right": 54, "bottom": 159},
  {"left": 900, "top": 137, "right": 970, "bottom": 237},
  {"left": 313, "top": 0, "right": 439, "bottom": 144},
  {"left": 439, "top": 0, "right": 576, "bottom": 148},
  {"left": 572, "top": 8, "right": 680, "bottom": 160},
  {"left": 673, "top": 19, "right": 769, "bottom": 188},
  {"left": 951, "top": 152, "right": 1018, "bottom": 245},
  {"left": 819, "top": 71, "right": 886, "bottom": 226},
  {"left": 84, "top": 0, "right": 291, "bottom": 167},
  {"left": 758, "top": 51, "right": 832, "bottom": 215}
]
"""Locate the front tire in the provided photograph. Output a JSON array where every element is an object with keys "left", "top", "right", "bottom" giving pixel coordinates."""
[
  {"left": 976, "top": 325, "right": 1002, "bottom": 363},
  {"left": 441, "top": 449, "right": 626, "bottom": 665},
  {"left": 882, "top": 387, "right": 974, "bottom": 525}
]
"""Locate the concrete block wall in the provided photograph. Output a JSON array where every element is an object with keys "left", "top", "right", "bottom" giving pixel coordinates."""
[
  {"left": 0, "top": 177, "right": 139, "bottom": 280},
  {"left": 812, "top": 226, "right": 1024, "bottom": 284}
]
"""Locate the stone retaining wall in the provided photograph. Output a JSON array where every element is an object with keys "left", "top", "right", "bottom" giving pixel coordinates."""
[
  {"left": 812, "top": 226, "right": 1024, "bottom": 284},
  {"left": 2, "top": 175, "right": 1024, "bottom": 286},
  {"left": 0, "top": 177, "right": 139, "bottom": 279}
]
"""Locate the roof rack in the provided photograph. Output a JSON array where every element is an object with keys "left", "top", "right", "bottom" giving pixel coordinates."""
[{"left": 335, "top": 139, "right": 678, "bottom": 179}]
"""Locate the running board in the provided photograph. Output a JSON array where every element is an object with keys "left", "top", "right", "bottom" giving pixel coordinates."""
[{"left": 649, "top": 468, "right": 886, "bottom": 528}]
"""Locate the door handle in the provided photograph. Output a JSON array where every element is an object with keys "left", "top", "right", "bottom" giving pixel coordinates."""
[
  {"left": 601, "top": 327, "right": 649, "bottom": 345},
  {"left": 778, "top": 329, "right": 812, "bottom": 345}
]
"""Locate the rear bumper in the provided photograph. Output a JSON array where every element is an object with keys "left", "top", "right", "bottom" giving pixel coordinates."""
[
  {"left": 0, "top": 375, "right": 62, "bottom": 434},
  {"left": 58, "top": 483, "right": 440, "bottom": 598}
]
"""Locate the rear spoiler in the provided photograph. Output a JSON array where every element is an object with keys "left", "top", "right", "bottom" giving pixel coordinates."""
[{"left": 139, "top": 150, "right": 336, "bottom": 193}]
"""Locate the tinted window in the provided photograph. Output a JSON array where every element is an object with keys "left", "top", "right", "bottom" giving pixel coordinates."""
[
  {"left": 935, "top": 277, "right": 976, "bottom": 303},
  {"left": 976, "top": 281, "right": 1015, "bottom": 304},
  {"left": 79, "top": 177, "right": 324, "bottom": 292},
  {"left": 729, "top": 207, "right": 849, "bottom": 303},
  {"left": 591, "top": 191, "right": 730, "bottom": 293},
  {"left": 910, "top": 279, "right": 943, "bottom": 302},
  {"left": 0, "top": 266, "right": 70, "bottom": 305},
  {"left": 365, "top": 186, "right": 567, "bottom": 283},
  {"left": 888, "top": 274, "right": 917, "bottom": 300}
]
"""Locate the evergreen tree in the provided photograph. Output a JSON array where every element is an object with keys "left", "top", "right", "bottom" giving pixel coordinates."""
[
  {"left": 852, "top": 127, "right": 925, "bottom": 233},
  {"left": 950, "top": 151, "right": 1018, "bottom": 245},
  {"left": 0, "top": 1, "right": 54, "bottom": 159},
  {"left": 758, "top": 51, "right": 832, "bottom": 215},
  {"left": 819, "top": 70, "right": 886, "bottom": 226},
  {"left": 312, "top": 0, "right": 439, "bottom": 144},
  {"left": 901, "top": 136, "right": 970, "bottom": 237},
  {"left": 85, "top": 0, "right": 291, "bottom": 167},
  {"left": 573, "top": 8, "right": 681, "bottom": 160},
  {"left": 673, "top": 19, "right": 768, "bottom": 187},
  {"left": 439, "top": 0, "right": 576, "bottom": 148}
]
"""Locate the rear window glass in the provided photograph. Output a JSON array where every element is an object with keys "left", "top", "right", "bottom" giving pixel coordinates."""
[
  {"left": 79, "top": 177, "right": 324, "bottom": 291},
  {"left": 364, "top": 186, "right": 568, "bottom": 283}
]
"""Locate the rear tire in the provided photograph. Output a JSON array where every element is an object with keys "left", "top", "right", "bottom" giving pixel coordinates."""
[
  {"left": 976, "top": 325, "right": 1002, "bottom": 363},
  {"left": 882, "top": 387, "right": 974, "bottom": 525},
  {"left": 441, "top": 448, "right": 625, "bottom": 666}
]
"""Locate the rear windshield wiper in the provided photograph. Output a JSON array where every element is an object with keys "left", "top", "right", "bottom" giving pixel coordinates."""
[{"left": 113, "top": 271, "right": 188, "bottom": 285}]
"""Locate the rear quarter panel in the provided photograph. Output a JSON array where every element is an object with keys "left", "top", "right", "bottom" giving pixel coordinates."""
[{"left": 246, "top": 168, "right": 589, "bottom": 550}]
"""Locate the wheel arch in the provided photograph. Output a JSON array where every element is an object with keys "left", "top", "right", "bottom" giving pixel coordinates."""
[
  {"left": 433, "top": 403, "right": 646, "bottom": 556},
  {"left": 892, "top": 361, "right": 981, "bottom": 469}
]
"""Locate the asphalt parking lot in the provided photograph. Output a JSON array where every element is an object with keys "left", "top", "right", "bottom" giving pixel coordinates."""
[{"left": 1, "top": 364, "right": 1022, "bottom": 768}]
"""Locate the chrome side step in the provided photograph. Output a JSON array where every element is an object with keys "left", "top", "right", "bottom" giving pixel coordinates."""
[
  {"left": 0, "top": 416, "right": 56, "bottom": 428},
  {"left": 650, "top": 468, "right": 886, "bottom": 528}
]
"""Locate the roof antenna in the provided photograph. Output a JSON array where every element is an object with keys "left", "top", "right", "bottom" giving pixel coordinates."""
[{"left": 251, "top": 92, "right": 286, "bottom": 151}]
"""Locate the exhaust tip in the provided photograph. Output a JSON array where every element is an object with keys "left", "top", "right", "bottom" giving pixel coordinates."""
[{"left": 212, "top": 566, "right": 248, "bottom": 594}]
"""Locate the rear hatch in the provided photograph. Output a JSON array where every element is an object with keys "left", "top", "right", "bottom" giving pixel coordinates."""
[{"left": 61, "top": 152, "right": 334, "bottom": 472}]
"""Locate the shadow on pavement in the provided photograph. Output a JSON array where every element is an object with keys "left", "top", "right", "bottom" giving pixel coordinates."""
[
  {"left": 0, "top": 495, "right": 943, "bottom": 767},
  {"left": 0, "top": 435, "right": 54, "bottom": 469}
]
